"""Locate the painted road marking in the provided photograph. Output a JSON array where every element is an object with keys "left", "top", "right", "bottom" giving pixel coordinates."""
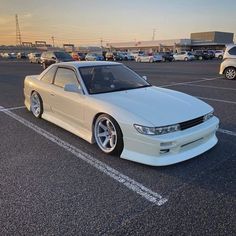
[
  {"left": 160, "top": 77, "right": 219, "bottom": 88},
  {"left": 0, "top": 106, "right": 168, "bottom": 206},
  {"left": 180, "top": 83, "right": 236, "bottom": 92},
  {"left": 197, "top": 97, "right": 236, "bottom": 105},
  {"left": 0, "top": 105, "right": 25, "bottom": 112},
  {"left": 218, "top": 128, "right": 236, "bottom": 137}
]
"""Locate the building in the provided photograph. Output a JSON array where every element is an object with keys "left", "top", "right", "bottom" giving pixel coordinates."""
[
  {"left": 190, "top": 31, "right": 234, "bottom": 50},
  {"left": 106, "top": 39, "right": 191, "bottom": 53},
  {"left": 106, "top": 31, "right": 234, "bottom": 53}
]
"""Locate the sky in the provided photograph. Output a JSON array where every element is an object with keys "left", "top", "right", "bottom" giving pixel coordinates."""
[{"left": 1, "top": 0, "right": 236, "bottom": 46}]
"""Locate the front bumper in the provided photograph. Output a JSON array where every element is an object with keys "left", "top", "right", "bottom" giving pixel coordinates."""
[{"left": 120, "top": 116, "right": 219, "bottom": 166}]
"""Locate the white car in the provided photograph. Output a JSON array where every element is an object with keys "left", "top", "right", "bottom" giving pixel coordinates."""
[
  {"left": 173, "top": 51, "right": 195, "bottom": 61},
  {"left": 28, "top": 52, "right": 41, "bottom": 63},
  {"left": 24, "top": 61, "right": 219, "bottom": 166},
  {"left": 215, "top": 50, "right": 224, "bottom": 60},
  {"left": 219, "top": 44, "right": 236, "bottom": 80},
  {"left": 136, "top": 54, "right": 163, "bottom": 63}
]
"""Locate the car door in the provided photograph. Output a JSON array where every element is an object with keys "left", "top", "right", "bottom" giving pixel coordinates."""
[{"left": 49, "top": 66, "right": 86, "bottom": 129}]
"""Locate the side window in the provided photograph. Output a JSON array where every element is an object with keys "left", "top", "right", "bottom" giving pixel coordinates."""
[
  {"left": 41, "top": 66, "right": 57, "bottom": 83},
  {"left": 54, "top": 68, "right": 79, "bottom": 88},
  {"left": 228, "top": 47, "right": 236, "bottom": 55}
]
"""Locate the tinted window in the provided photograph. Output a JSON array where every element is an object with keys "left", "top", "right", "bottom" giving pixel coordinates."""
[
  {"left": 228, "top": 47, "right": 236, "bottom": 55},
  {"left": 79, "top": 65, "right": 150, "bottom": 94},
  {"left": 54, "top": 68, "right": 79, "bottom": 88},
  {"left": 54, "top": 52, "right": 72, "bottom": 60},
  {"left": 41, "top": 66, "right": 57, "bottom": 83}
]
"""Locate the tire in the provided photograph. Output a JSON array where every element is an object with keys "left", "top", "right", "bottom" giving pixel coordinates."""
[
  {"left": 94, "top": 114, "right": 123, "bottom": 156},
  {"left": 224, "top": 67, "right": 236, "bottom": 80},
  {"left": 218, "top": 55, "right": 223, "bottom": 60},
  {"left": 199, "top": 56, "right": 203, "bottom": 60},
  {"left": 162, "top": 57, "right": 166, "bottom": 62},
  {"left": 149, "top": 58, "right": 154, "bottom": 63},
  {"left": 30, "top": 91, "right": 43, "bottom": 118},
  {"left": 184, "top": 57, "right": 188, "bottom": 61}
]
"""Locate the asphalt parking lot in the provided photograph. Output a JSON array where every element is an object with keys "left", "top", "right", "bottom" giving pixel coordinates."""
[{"left": 0, "top": 59, "right": 235, "bottom": 235}]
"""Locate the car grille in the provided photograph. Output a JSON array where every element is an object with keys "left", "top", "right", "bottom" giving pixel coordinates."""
[{"left": 179, "top": 116, "right": 204, "bottom": 130}]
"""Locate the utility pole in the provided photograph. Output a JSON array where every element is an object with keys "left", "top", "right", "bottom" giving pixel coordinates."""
[
  {"left": 15, "top": 14, "right": 22, "bottom": 46},
  {"left": 152, "top": 29, "right": 156, "bottom": 41},
  {"left": 51, "top": 36, "right": 55, "bottom": 47},
  {"left": 100, "top": 38, "right": 103, "bottom": 48}
]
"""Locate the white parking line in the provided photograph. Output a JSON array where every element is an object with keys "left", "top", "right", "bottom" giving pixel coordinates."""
[
  {"left": 0, "top": 105, "right": 25, "bottom": 112},
  {"left": 180, "top": 84, "right": 236, "bottom": 92},
  {"left": 0, "top": 106, "right": 168, "bottom": 206},
  {"left": 197, "top": 97, "right": 236, "bottom": 105},
  {"left": 218, "top": 128, "right": 236, "bottom": 137},
  {"left": 160, "top": 77, "right": 219, "bottom": 88}
]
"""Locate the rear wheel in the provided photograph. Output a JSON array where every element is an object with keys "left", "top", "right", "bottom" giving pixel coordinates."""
[
  {"left": 30, "top": 91, "right": 43, "bottom": 118},
  {"left": 94, "top": 114, "right": 123, "bottom": 156},
  {"left": 218, "top": 55, "right": 223, "bottom": 60},
  {"left": 224, "top": 67, "right": 236, "bottom": 80},
  {"left": 184, "top": 57, "right": 188, "bottom": 61}
]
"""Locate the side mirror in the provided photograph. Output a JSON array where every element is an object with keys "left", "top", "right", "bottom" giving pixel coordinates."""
[
  {"left": 64, "top": 84, "right": 82, "bottom": 93},
  {"left": 142, "top": 75, "right": 148, "bottom": 81}
]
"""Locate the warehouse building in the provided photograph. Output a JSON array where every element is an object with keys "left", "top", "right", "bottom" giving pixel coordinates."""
[{"left": 106, "top": 31, "right": 234, "bottom": 53}]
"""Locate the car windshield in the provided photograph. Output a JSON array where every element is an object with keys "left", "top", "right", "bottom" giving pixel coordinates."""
[
  {"left": 54, "top": 52, "right": 72, "bottom": 59},
  {"left": 79, "top": 65, "right": 151, "bottom": 94}
]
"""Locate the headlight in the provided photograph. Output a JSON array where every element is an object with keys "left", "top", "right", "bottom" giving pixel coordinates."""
[
  {"left": 203, "top": 111, "right": 214, "bottom": 122},
  {"left": 134, "top": 124, "right": 180, "bottom": 135}
]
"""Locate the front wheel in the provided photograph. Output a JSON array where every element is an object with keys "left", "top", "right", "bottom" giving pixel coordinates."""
[
  {"left": 224, "top": 67, "right": 236, "bottom": 80},
  {"left": 184, "top": 57, "right": 188, "bottom": 61},
  {"left": 149, "top": 58, "right": 154, "bottom": 63},
  {"left": 94, "top": 114, "right": 123, "bottom": 156},
  {"left": 30, "top": 91, "right": 43, "bottom": 118}
]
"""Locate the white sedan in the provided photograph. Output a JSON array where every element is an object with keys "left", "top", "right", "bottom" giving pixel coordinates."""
[
  {"left": 24, "top": 61, "right": 219, "bottom": 166},
  {"left": 136, "top": 54, "right": 163, "bottom": 63},
  {"left": 173, "top": 51, "right": 195, "bottom": 61}
]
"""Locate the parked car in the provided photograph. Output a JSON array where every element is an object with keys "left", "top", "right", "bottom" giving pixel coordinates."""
[
  {"left": 105, "top": 52, "right": 116, "bottom": 61},
  {"left": 41, "top": 51, "right": 74, "bottom": 69},
  {"left": 130, "top": 51, "right": 145, "bottom": 60},
  {"left": 215, "top": 50, "right": 224, "bottom": 60},
  {"left": 71, "top": 52, "right": 86, "bottom": 61},
  {"left": 159, "top": 52, "right": 174, "bottom": 62},
  {"left": 136, "top": 54, "right": 162, "bottom": 63},
  {"left": 207, "top": 50, "right": 215, "bottom": 59},
  {"left": 28, "top": 52, "right": 41, "bottom": 63},
  {"left": 17, "top": 52, "right": 27, "bottom": 59},
  {"left": 122, "top": 52, "right": 134, "bottom": 60},
  {"left": 219, "top": 44, "right": 236, "bottom": 80},
  {"left": 2, "top": 53, "right": 16, "bottom": 59},
  {"left": 193, "top": 50, "right": 210, "bottom": 60},
  {"left": 85, "top": 53, "right": 104, "bottom": 61},
  {"left": 173, "top": 51, "right": 195, "bottom": 61},
  {"left": 24, "top": 61, "right": 219, "bottom": 166}
]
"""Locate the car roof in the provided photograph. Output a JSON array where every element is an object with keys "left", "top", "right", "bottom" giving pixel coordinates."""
[
  {"left": 56, "top": 61, "right": 121, "bottom": 68},
  {"left": 225, "top": 44, "right": 236, "bottom": 51}
]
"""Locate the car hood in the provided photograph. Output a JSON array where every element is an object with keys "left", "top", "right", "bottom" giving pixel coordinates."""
[{"left": 94, "top": 86, "right": 213, "bottom": 126}]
